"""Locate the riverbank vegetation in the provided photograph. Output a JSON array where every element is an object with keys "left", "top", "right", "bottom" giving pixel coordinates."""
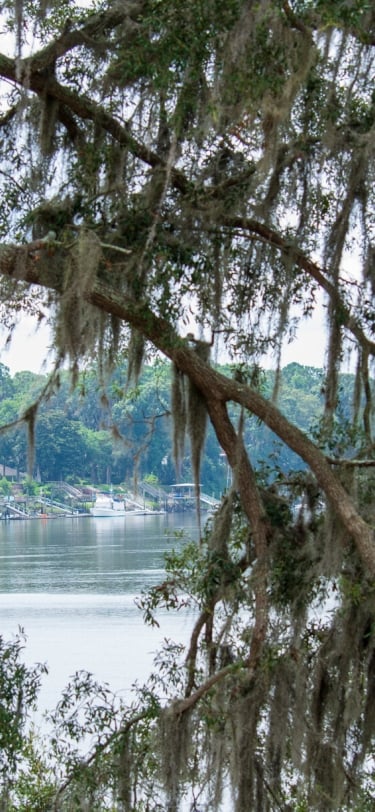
[
  {"left": 0, "top": 0, "right": 374, "bottom": 809},
  {"left": 0, "top": 359, "right": 364, "bottom": 494}
]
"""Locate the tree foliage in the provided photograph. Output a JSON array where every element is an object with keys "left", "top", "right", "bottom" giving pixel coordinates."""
[
  {"left": 0, "top": 359, "right": 368, "bottom": 491},
  {"left": 0, "top": 0, "right": 374, "bottom": 809}
]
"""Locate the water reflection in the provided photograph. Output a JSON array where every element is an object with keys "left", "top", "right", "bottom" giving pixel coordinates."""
[{"left": 0, "top": 514, "right": 198, "bottom": 712}]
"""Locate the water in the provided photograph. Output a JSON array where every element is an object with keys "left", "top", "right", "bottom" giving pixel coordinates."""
[{"left": 0, "top": 513, "right": 198, "bottom": 714}]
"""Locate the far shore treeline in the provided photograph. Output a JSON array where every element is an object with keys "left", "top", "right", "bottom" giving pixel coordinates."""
[{"left": 0, "top": 360, "right": 362, "bottom": 492}]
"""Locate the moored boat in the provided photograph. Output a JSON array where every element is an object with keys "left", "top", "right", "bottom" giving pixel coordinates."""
[
  {"left": 90, "top": 493, "right": 165, "bottom": 517},
  {"left": 90, "top": 494, "right": 126, "bottom": 517}
]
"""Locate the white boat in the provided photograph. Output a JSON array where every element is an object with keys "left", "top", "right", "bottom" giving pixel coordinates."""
[
  {"left": 90, "top": 494, "right": 164, "bottom": 517},
  {"left": 90, "top": 494, "right": 126, "bottom": 517}
]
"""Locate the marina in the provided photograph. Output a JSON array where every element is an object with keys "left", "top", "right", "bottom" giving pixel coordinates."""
[{"left": 0, "top": 481, "right": 220, "bottom": 519}]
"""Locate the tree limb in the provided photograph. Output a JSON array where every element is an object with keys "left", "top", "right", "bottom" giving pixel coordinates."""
[
  {"left": 220, "top": 214, "right": 375, "bottom": 357},
  {"left": 0, "top": 44, "right": 373, "bottom": 360},
  {"left": 205, "top": 399, "right": 269, "bottom": 668}
]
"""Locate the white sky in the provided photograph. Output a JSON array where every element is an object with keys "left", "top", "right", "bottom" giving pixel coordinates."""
[
  {"left": 0, "top": 309, "right": 328, "bottom": 375},
  {"left": 0, "top": 318, "right": 54, "bottom": 375}
]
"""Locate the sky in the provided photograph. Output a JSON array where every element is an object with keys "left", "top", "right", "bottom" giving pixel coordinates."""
[
  {"left": 0, "top": 318, "right": 54, "bottom": 375},
  {"left": 0, "top": 309, "right": 328, "bottom": 375}
]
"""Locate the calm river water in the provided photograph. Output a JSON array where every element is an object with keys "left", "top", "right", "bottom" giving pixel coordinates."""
[{"left": 0, "top": 513, "right": 198, "bottom": 715}]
